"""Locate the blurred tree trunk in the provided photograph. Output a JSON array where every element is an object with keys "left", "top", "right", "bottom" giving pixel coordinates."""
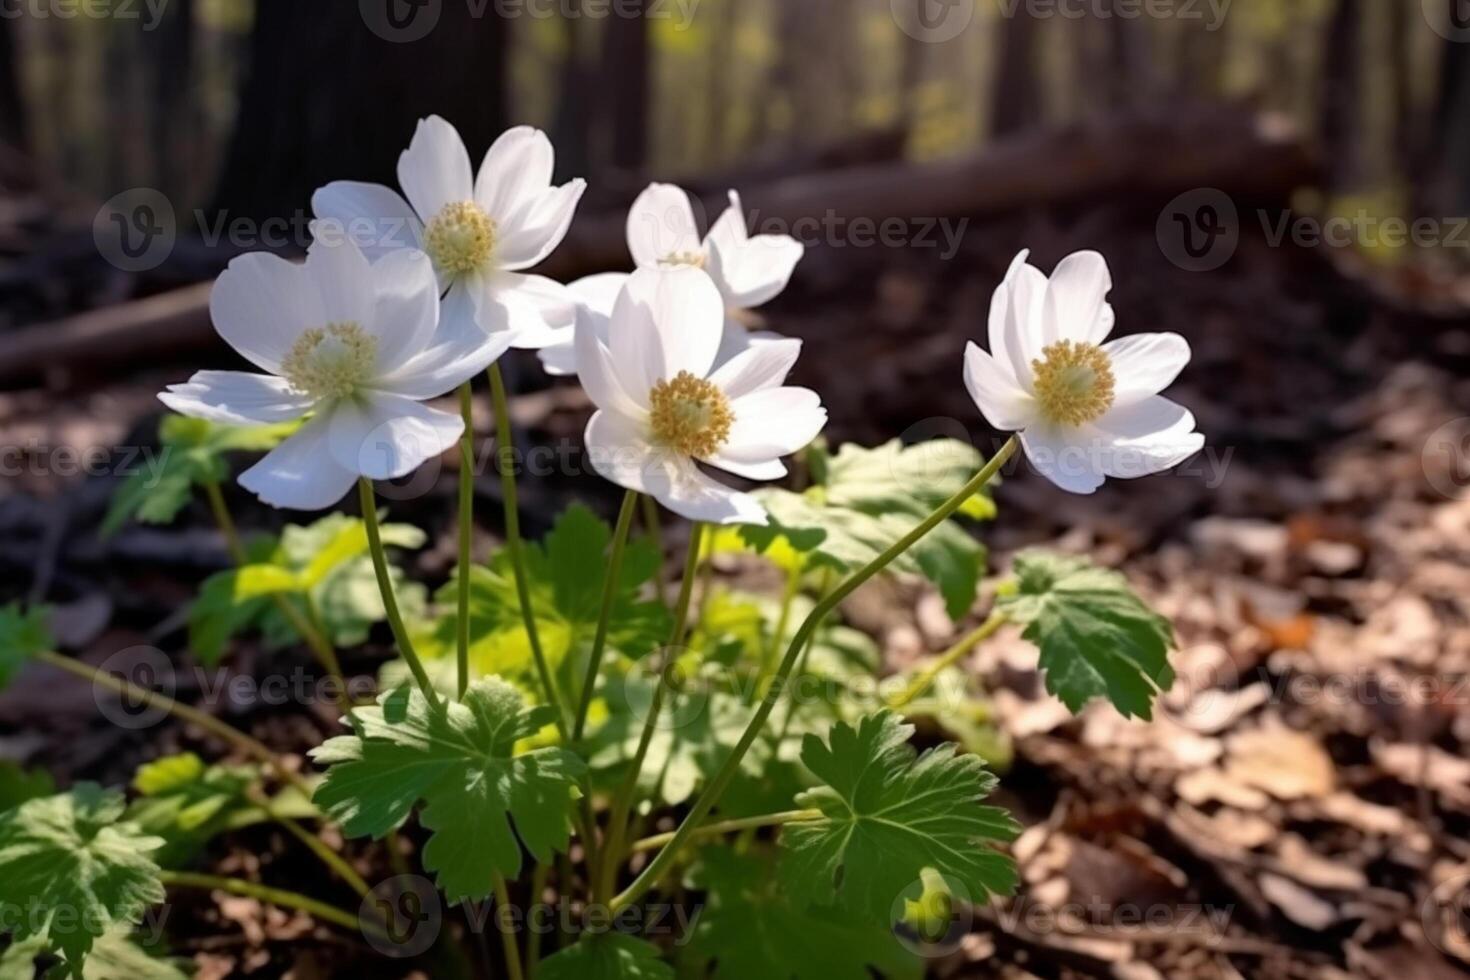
[
  {"left": 552, "top": 8, "right": 592, "bottom": 181},
  {"left": 0, "top": 17, "right": 25, "bottom": 151},
  {"left": 1320, "top": 0, "right": 1364, "bottom": 191},
  {"left": 1427, "top": 11, "right": 1470, "bottom": 214},
  {"left": 991, "top": 9, "right": 1041, "bottom": 137},
  {"left": 212, "top": 0, "right": 506, "bottom": 229},
  {"left": 151, "top": 0, "right": 193, "bottom": 201},
  {"left": 900, "top": 29, "right": 926, "bottom": 143},
  {"left": 599, "top": 0, "right": 649, "bottom": 174}
]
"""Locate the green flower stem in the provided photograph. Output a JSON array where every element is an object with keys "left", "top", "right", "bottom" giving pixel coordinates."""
[
  {"left": 456, "top": 382, "right": 476, "bottom": 701},
  {"left": 34, "top": 649, "right": 313, "bottom": 797},
  {"left": 598, "top": 523, "right": 704, "bottom": 901},
  {"left": 641, "top": 494, "right": 671, "bottom": 610},
  {"left": 357, "top": 479, "right": 441, "bottom": 710},
  {"left": 493, "top": 874, "right": 526, "bottom": 980},
  {"left": 772, "top": 565, "right": 835, "bottom": 747},
  {"left": 610, "top": 435, "right": 1019, "bottom": 914},
  {"left": 268, "top": 804, "right": 372, "bottom": 898},
  {"left": 488, "top": 363, "right": 570, "bottom": 739},
  {"left": 756, "top": 562, "right": 802, "bottom": 700},
  {"left": 200, "top": 477, "right": 347, "bottom": 695},
  {"left": 525, "top": 861, "right": 550, "bottom": 972},
  {"left": 571, "top": 489, "right": 640, "bottom": 741},
  {"left": 628, "top": 809, "right": 823, "bottom": 854},
  {"left": 888, "top": 609, "right": 1009, "bottom": 710},
  {"left": 159, "top": 871, "right": 368, "bottom": 934}
]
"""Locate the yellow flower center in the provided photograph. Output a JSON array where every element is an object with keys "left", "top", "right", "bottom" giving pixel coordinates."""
[
  {"left": 281, "top": 322, "right": 377, "bottom": 399},
  {"left": 648, "top": 371, "right": 733, "bottom": 458},
  {"left": 659, "top": 250, "right": 707, "bottom": 269},
  {"left": 423, "top": 201, "right": 496, "bottom": 275},
  {"left": 1031, "top": 340, "right": 1115, "bottom": 427}
]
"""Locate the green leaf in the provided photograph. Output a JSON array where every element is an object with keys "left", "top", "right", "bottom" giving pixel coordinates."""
[
  {"left": 741, "top": 440, "right": 995, "bottom": 619},
  {"left": 687, "top": 847, "right": 920, "bottom": 980},
  {"left": 1, "top": 926, "right": 189, "bottom": 980},
  {"left": 101, "top": 416, "right": 296, "bottom": 537},
  {"left": 0, "top": 786, "right": 165, "bottom": 973},
  {"left": 0, "top": 602, "right": 52, "bottom": 691},
  {"left": 782, "top": 711, "right": 1017, "bottom": 922},
  {"left": 430, "top": 504, "right": 669, "bottom": 680},
  {"left": 126, "top": 754, "right": 280, "bottom": 867},
  {"left": 997, "top": 552, "right": 1175, "bottom": 719},
  {"left": 537, "top": 933, "right": 671, "bottom": 980},
  {"left": 311, "top": 678, "right": 585, "bottom": 902},
  {"left": 0, "top": 762, "right": 55, "bottom": 814},
  {"left": 186, "top": 513, "right": 426, "bottom": 664}
]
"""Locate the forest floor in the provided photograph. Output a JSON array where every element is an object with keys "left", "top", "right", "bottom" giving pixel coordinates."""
[{"left": 2, "top": 200, "right": 1470, "bottom": 979}]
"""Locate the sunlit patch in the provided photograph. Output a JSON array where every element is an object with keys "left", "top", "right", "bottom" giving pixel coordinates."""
[
  {"left": 282, "top": 322, "right": 377, "bottom": 399},
  {"left": 649, "top": 371, "right": 733, "bottom": 458},
  {"left": 424, "top": 201, "right": 496, "bottom": 275},
  {"left": 1031, "top": 340, "right": 1115, "bottom": 427}
]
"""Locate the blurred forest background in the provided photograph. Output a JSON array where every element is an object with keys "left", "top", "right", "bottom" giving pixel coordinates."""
[{"left": 3, "top": 0, "right": 1470, "bottom": 302}]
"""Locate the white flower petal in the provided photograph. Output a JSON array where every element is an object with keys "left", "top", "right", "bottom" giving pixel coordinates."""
[
  {"left": 326, "top": 392, "right": 463, "bottom": 480},
  {"left": 360, "top": 248, "right": 440, "bottom": 369},
  {"left": 609, "top": 266, "right": 724, "bottom": 393},
  {"left": 705, "top": 453, "right": 786, "bottom": 481},
  {"left": 209, "top": 252, "right": 324, "bottom": 373},
  {"left": 304, "top": 238, "right": 376, "bottom": 329},
  {"left": 238, "top": 415, "right": 358, "bottom": 511},
  {"left": 472, "top": 272, "right": 577, "bottom": 349},
  {"left": 719, "top": 386, "right": 826, "bottom": 463},
  {"left": 963, "top": 341, "right": 1035, "bottom": 431},
  {"left": 475, "top": 126, "right": 555, "bottom": 224},
  {"left": 990, "top": 250, "right": 1045, "bottom": 389},
  {"left": 1044, "top": 249, "right": 1114, "bottom": 345},
  {"left": 575, "top": 312, "right": 646, "bottom": 417},
  {"left": 397, "top": 115, "right": 473, "bottom": 222},
  {"left": 372, "top": 314, "right": 513, "bottom": 399},
  {"left": 704, "top": 191, "right": 804, "bottom": 308},
  {"left": 708, "top": 337, "right": 802, "bottom": 400},
  {"left": 1019, "top": 425, "right": 1106, "bottom": 495},
  {"left": 495, "top": 180, "right": 586, "bottom": 271},
  {"left": 309, "top": 181, "right": 424, "bottom": 260},
  {"left": 585, "top": 410, "right": 766, "bottom": 524},
  {"left": 1086, "top": 395, "right": 1204, "bottom": 478},
  {"left": 626, "top": 183, "right": 701, "bottom": 268},
  {"left": 538, "top": 272, "right": 626, "bottom": 375},
  {"left": 1102, "top": 332, "right": 1191, "bottom": 403},
  {"left": 159, "top": 371, "right": 314, "bottom": 425},
  {"left": 439, "top": 277, "right": 479, "bottom": 336}
]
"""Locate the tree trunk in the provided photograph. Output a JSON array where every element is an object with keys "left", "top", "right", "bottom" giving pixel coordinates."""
[
  {"left": 211, "top": 0, "right": 507, "bottom": 231},
  {"left": 600, "top": 0, "right": 649, "bottom": 175},
  {"left": 552, "top": 7, "right": 592, "bottom": 182},
  {"left": 151, "top": 0, "right": 194, "bottom": 201},
  {"left": 1426, "top": 10, "right": 1470, "bottom": 215},
  {"left": 0, "top": 16, "right": 26, "bottom": 151},
  {"left": 1320, "top": 0, "right": 1364, "bottom": 192},
  {"left": 991, "top": 8, "right": 1041, "bottom": 137}
]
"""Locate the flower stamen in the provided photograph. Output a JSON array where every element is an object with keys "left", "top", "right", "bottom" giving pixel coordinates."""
[
  {"left": 658, "top": 250, "right": 707, "bottom": 270},
  {"left": 649, "top": 372, "right": 733, "bottom": 458},
  {"left": 282, "top": 322, "right": 377, "bottom": 400},
  {"left": 1031, "top": 340, "right": 1115, "bottom": 427},
  {"left": 424, "top": 201, "right": 496, "bottom": 275}
]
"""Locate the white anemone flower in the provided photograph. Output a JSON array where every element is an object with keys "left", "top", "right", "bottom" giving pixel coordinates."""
[
  {"left": 964, "top": 249, "right": 1204, "bottom": 494},
  {"left": 538, "top": 182, "right": 803, "bottom": 375},
  {"left": 311, "top": 116, "right": 585, "bottom": 349},
  {"left": 579, "top": 267, "right": 826, "bottom": 525},
  {"left": 159, "top": 240, "right": 512, "bottom": 510}
]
